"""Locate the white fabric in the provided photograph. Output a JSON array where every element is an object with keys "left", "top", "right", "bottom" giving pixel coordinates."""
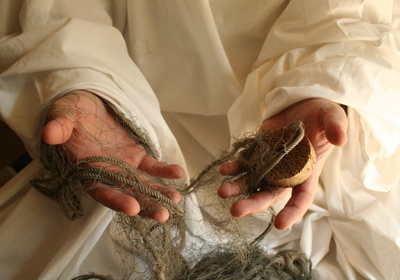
[{"left": 0, "top": 0, "right": 399, "bottom": 279}]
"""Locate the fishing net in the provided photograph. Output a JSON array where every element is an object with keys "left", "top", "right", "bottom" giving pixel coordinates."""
[{"left": 31, "top": 93, "right": 316, "bottom": 280}]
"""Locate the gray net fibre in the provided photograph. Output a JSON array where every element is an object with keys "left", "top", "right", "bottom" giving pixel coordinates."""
[{"left": 31, "top": 94, "right": 316, "bottom": 280}]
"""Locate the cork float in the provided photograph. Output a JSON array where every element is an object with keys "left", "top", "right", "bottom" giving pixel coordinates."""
[{"left": 253, "top": 121, "right": 316, "bottom": 189}]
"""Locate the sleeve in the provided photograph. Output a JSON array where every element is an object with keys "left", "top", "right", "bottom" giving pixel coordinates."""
[
  {"left": 0, "top": 0, "right": 183, "bottom": 166},
  {"left": 228, "top": 0, "right": 400, "bottom": 191}
]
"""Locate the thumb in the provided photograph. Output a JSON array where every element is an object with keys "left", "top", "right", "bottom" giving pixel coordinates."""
[
  {"left": 42, "top": 116, "right": 74, "bottom": 145},
  {"left": 321, "top": 103, "right": 348, "bottom": 147}
]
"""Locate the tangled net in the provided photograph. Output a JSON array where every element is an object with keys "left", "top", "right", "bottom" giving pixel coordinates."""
[{"left": 31, "top": 94, "right": 316, "bottom": 280}]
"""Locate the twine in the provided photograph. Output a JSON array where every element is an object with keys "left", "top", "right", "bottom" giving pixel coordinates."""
[{"left": 31, "top": 99, "right": 314, "bottom": 280}]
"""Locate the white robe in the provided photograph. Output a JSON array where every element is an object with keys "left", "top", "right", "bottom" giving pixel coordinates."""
[{"left": 1, "top": 0, "right": 400, "bottom": 279}]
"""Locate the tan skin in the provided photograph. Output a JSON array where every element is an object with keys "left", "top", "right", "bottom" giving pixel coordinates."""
[
  {"left": 218, "top": 99, "right": 348, "bottom": 230},
  {"left": 42, "top": 90, "right": 184, "bottom": 222},
  {"left": 43, "top": 91, "right": 347, "bottom": 229}
]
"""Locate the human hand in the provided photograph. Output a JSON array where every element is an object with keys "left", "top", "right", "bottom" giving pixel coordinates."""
[
  {"left": 42, "top": 90, "right": 185, "bottom": 222},
  {"left": 218, "top": 98, "right": 348, "bottom": 230}
]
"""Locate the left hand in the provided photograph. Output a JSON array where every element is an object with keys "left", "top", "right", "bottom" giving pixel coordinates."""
[
  {"left": 42, "top": 91, "right": 185, "bottom": 222},
  {"left": 218, "top": 98, "right": 348, "bottom": 230}
]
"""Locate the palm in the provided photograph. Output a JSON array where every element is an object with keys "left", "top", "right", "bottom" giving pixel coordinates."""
[
  {"left": 42, "top": 91, "right": 184, "bottom": 222},
  {"left": 219, "top": 98, "right": 347, "bottom": 230}
]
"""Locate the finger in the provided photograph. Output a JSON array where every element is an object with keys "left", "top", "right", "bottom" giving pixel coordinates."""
[
  {"left": 147, "top": 206, "right": 169, "bottom": 223},
  {"left": 87, "top": 162, "right": 181, "bottom": 222},
  {"left": 88, "top": 175, "right": 179, "bottom": 222},
  {"left": 42, "top": 117, "right": 74, "bottom": 145},
  {"left": 87, "top": 183, "right": 141, "bottom": 216},
  {"left": 132, "top": 177, "right": 181, "bottom": 222},
  {"left": 138, "top": 177, "right": 182, "bottom": 204},
  {"left": 230, "top": 188, "right": 291, "bottom": 217},
  {"left": 274, "top": 172, "right": 319, "bottom": 230},
  {"left": 218, "top": 178, "right": 245, "bottom": 198},
  {"left": 321, "top": 103, "right": 348, "bottom": 147},
  {"left": 138, "top": 156, "right": 185, "bottom": 179},
  {"left": 220, "top": 161, "right": 242, "bottom": 176},
  {"left": 138, "top": 197, "right": 170, "bottom": 223}
]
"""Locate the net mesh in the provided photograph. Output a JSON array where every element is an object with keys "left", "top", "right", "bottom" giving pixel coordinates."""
[{"left": 31, "top": 96, "right": 316, "bottom": 280}]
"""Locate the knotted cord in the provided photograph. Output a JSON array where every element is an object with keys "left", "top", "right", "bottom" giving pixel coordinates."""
[{"left": 31, "top": 100, "right": 314, "bottom": 280}]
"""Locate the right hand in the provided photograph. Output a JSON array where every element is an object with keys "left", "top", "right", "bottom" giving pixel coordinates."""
[
  {"left": 42, "top": 90, "right": 185, "bottom": 222},
  {"left": 218, "top": 98, "right": 348, "bottom": 230}
]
